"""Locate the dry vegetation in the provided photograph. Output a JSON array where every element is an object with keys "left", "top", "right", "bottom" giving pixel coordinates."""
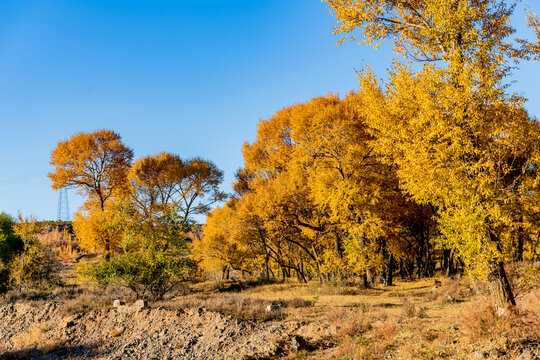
[
  {"left": 1, "top": 273, "right": 538, "bottom": 359},
  {"left": 174, "top": 276, "right": 538, "bottom": 359}
]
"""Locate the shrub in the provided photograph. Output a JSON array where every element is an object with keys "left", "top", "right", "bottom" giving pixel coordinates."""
[
  {"left": 505, "top": 261, "right": 540, "bottom": 299},
  {"left": 461, "top": 299, "right": 540, "bottom": 352},
  {"left": 78, "top": 247, "right": 197, "bottom": 300},
  {"left": 0, "top": 213, "right": 24, "bottom": 292},
  {"left": 9, "top": 241, "right": 60, "bottom": 291}
]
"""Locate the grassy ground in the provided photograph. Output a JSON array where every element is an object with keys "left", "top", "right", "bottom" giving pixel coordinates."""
[{"left": 164, "top": 276, "right": 539, "bottom": 359}]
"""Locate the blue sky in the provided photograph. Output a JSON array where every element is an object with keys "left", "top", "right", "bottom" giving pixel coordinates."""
[{"left": 0, "top": 1, "right": 538, "bottom": 221}]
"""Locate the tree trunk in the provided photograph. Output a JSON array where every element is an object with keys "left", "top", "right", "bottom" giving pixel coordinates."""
[
  {"left": 424, "top": 229, "right": 433, "bottom": 277},
  {"left": 387, "top": 255, "right": 394, "bottom": 286},
  {"left": 516, "top": 226, "right": 524, "bottom": 262},
  {"left": 445, "top": 248, "right": 455, "bottom": 276},
  {"left": 363, "top": 270, "right": 370, "bottom": 288},
  {"left": 265, "top": 254, "right": 270, "bottom": 281},
  {"left": 487, "top": 232, "right": 516, "bottom": 306},
  {"left": 335, "top": 231, "right": 343, "bottom": 258},
  {"left": 488, "top": 261, "right": 516, "bottom": 306}
]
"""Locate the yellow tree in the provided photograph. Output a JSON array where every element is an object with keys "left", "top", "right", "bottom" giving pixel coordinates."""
[
  {"left": 242, "top": 103, "right": 334, "bottom": 281},
  {"left": 124, "top": 152, "right": 226, "bottom": 251},
  {"left": 72, "top": 203, "right": 123, "bottom": 253},
  {"left": 128, "top": 153, "right": 226, "bottom": 223},
  {"left": 326, "top": 0, "right": 540, "bottom": 304},
  {"left": 238, "top": 93, "right": 431, "bottom": 284},
  {"left": 49, "top": 129, "right": 133, "bottom": 254},
  {"left": 49, "top": 129, "right": 133, "bottom": 211},
  {"left": 193, "top": 199, "right": 263, "bottom": 280}
]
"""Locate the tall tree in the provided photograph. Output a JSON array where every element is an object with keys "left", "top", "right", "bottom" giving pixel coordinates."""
[
  {"left": 128, "top": 152, "right": 227, "bottom": 227},
  {"left": 49, "top": 129, "right": 133, "bottom": 211},
  {"left": 326, "top": 0, "right": 540, "bottom": 304},
  {"left": 49, "top": 129, "right": 133, "bottom": 254}
]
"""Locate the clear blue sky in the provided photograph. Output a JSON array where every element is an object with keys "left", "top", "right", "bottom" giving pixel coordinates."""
[{"left": 0, "top": 1, "right": 538, "bottom": 222}]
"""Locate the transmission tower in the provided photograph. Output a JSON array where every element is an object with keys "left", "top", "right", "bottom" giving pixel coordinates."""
[{"left": 57, "top": 187, "right": 70, "bottom": 221}]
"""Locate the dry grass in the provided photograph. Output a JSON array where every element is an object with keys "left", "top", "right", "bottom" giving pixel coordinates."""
[
  {"left": 401, "top": 299, "right": 427, "bottom": 318},
  {"left": 251, "top": 276, "right": 539, "bottom": 360},
  {"left": 11, "top": 322, "right": 67, "bottom": 354},
  {"left": 11, "top": 326, "right": 45, "bottom": 349},
  {"left": 327, "top": 308, "right": 372, "bottom": 340},
  {"left": 56, "top": 288, "right": 109, "bottom": 316},
  {"left": 461, "top": 299, "right": 540, "bottom": 343},
  {"left": 157, "top": 293, "right": 313, "bottom": 321}
]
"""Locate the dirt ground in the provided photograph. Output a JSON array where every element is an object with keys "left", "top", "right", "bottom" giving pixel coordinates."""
[{"left": 0, "top": 277, "right": 538, "bottom": 359}]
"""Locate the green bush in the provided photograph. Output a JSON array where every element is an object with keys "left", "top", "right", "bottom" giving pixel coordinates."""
[{"left": 79, "top": 247, "right": 197, "bottom": 300}]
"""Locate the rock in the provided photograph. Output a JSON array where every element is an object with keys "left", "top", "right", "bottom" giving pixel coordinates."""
[
  {"left": 113, "top": 300, "right": 124, "bottom": 308},
  {"left": 446, "top": 295, "right": 454, "bottom": 302},
  {"left": 197, "top": 307, "right": 206, "bottom": 314},
  {"left": 496, "top": 306, "right": 506, "bottom": 317},
  {"left": 471, "top": 350, "right": 486, "bottom": 359},
  {"left": 266, "top": 304, "right": 281, "bottom": 313},
  {"left": 110, "top": 326, "right": 125, "bottom": 337},
  {"left": 134, "top": 299, "right": 146, "bottom": 310},
  {"left": 290, "top": 335, "right": 307, "bottom": 351},
  {"left": 517, "top": 350, "right": 532, "bottom": 360}
]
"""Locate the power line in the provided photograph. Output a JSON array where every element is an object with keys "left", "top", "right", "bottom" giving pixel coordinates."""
[{"left": 0, "top": 171, "right": 48, "bottom": 187}]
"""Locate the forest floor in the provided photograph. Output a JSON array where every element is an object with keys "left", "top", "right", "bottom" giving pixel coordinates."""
[{"left": 0, "top": 274, "right": 538, "bottom": 359}]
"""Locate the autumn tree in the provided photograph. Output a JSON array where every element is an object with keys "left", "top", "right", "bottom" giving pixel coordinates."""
[
  {"left": 192, "top": 199, "right": 262, "bottom": 280},
  {"left": 49, "top": 129, "right": 133, "bottom": 254},
  {"left": 72, "top": 204, "right": 123, "bottom": 253},
  {"left": 128, "top": 153, "right": 226, "bottom": 227},
  {"left": 197, "top": 93, "right": 432, "bottom": 285},
  {"left": 124, "top": 152, "right": 226, "bottom": 249},
  {"left": 49, "top": 129, "right": 133, "bottom": 211},
  {"left": 326, "top": 0, "right": 540, "bottom": 304},
  {"left": 78, "top": 152, "right": 225, "bottom": 299}
]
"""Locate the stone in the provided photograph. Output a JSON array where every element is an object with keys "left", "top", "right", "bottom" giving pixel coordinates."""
[
  {"left": 471, "top": 350, "right": 486, "bottom": 359},
  {"left": 110, "top": 326, "right": 125, "bottom": 337},
  {"left": 518, "top": 350, "right": 532, "bottom": 360},
  {"left": 290, "top": 335, "right": 307, "bottom": 351},
  {"left": 266, "top": 304, "right": 281, "bottom": 313},
  {"left": 113, "top": 300, "right": 124, "bottom": 308},
  {"left": 134, "top": 299, "right": 146, "bottom": 310}
]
